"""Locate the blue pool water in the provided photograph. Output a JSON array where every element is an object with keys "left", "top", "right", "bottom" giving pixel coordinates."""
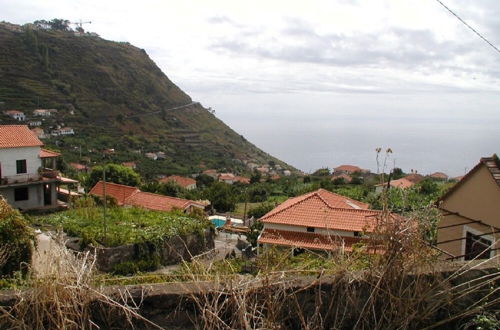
[{"left": 211, "top": 219, "right": 226, "bottom": 228}]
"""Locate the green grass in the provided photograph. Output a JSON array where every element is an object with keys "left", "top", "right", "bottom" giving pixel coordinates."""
[
  {"left": 233, "top": 202, "right": 261, "bottom": 218},
  {"left": 31, "top": 207, "right": 211, "bottom": 247}
]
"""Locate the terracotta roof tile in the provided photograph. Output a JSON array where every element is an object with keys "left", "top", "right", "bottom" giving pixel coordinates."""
[
  {"left": 0, "top": 125, "right": 43, "bottom": 148},
  {"left": 89, "top": 181, "right": 205, "bottom": 211},
  {"left": 160, "top": 175, "right": 196, "bottom": 188},
  {"left": 404, "top": 173, "right": 424, "bottom": 183},
  {"left": 258, "top": 229, "right": 368, "bottom": 251},
  {"left": 376, "top": 178, "right": 414, "bottom": 189},
  {"left": 89, "top": 181, "right": 140, "bottom": 205},
  {"left": 39, "top": 148, "right": 60, "bottom": 158},
  {"left": 334, "top": 165, "right": 362, "bottom": 173},
  {"left": 260, "top": 189, "right": 378, "bottom": 232}
]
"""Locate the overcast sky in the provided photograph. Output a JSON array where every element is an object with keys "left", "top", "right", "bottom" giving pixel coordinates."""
[{"left": 2, "top": 0, "right": 499, "bottom": 176}]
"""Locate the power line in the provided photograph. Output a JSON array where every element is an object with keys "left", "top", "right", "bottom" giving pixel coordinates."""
[{"left": 434, "top": 0, "right": 500, "bottom": 54}]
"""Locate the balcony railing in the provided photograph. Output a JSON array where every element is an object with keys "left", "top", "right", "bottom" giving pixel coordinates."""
[{"left": 0, "top": 169, "right": 60, "bottom": 185}]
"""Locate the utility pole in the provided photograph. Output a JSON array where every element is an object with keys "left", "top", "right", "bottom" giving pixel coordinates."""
[{"left": 103, "top": 167, "right": 107, "bottom": 244}]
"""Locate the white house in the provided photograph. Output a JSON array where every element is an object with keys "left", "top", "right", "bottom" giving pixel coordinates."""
[
  {"left": 33, "top": 109, "right": 57, "bottom": 117},
  {"left": 4, "top": 110, "right": 26, "bottom": 121},
  {"left": 0, "top": 125, "right": 64, "bottom": 210},
  {"left": 51, "top": 127, "right": 74, "bottom": 136}
]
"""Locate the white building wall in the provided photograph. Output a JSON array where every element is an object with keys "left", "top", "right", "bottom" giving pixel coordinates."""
[
  {"left": 0, "top": 146, "right": 41, "bottom": 178},
  {"left": 264, "top": 223, "right": 355, "bottom": 237},
  {"left": 0, "top": 184, "right": 44, "bottom": 209}
]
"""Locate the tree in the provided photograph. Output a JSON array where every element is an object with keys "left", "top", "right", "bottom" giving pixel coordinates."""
[
  {"left": 196, "top": 174, "right": 214, "bottom": 188},
  {"left": 205, "top": 181, "right": 236, "bottom": 213},
  {"left": 250, "top": 170, "right": 262, "bottom": 184},
  {"left": 88, "top": 164, "right": 141, "bottom": 189},
  {"left": 392, "top": 167, "right": 404, "bottom": 180},
  {"left": 48, "top": 19, "right": 71, "bottom": 31},
  {"left": 312, "top": 167, "right": 330, "bottom": 177}
]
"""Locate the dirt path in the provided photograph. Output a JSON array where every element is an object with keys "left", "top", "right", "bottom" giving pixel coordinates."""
[{"left": 32, "top": 232, "right": 55, "bottom": 275}]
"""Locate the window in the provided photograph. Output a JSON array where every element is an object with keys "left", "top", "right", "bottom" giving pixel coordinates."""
[
  {"left": 16, "top": 160, "right": 27, "bottom": 174},
  {"left": 307, "top": 227, "right": 315, "bottom": 233},
  {"left": 465, "top": 232, "right": 491, "bottom": 260},
  {"left": 354, "top": 231, "right": 361, "bottom": 237},
  {"left": 14, "top": 187, "right": 29, "bottom": 201}
]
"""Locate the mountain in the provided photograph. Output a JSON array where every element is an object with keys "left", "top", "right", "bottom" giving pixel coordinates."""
[{"left": 0, "top": 22, "right": 295, "bottom": 178}]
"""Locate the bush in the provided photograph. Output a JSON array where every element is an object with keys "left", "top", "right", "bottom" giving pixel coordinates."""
[{"left": 0, "top": 199, "right": 34, "bottom": 276}]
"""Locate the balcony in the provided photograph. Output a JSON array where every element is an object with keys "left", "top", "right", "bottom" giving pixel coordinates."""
[{"left": 0, "top": 169, "right": 60, "bottom": 186}]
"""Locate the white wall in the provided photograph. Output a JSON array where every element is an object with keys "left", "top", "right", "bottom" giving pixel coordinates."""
[
  {"left": 0, "top": 146, "right": 41, "bottom": 177},
  {"left": 264, "top": 223, "right": 355, "bottom": 237}
]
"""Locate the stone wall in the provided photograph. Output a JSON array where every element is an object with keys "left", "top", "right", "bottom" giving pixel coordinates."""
[{"left": 92, "top": 229, "right": 214, "bottom": 272}]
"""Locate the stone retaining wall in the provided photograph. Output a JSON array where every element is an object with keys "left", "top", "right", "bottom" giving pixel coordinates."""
[{"left": 93, "top": 229, "right": 214, "bottom": 272}]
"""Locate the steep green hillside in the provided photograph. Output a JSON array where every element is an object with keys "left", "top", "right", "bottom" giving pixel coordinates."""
[{"left": 0, "top": 22, "right": 294, "bottom": 178}]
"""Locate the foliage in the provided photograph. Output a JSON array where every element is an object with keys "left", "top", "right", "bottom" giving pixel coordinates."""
[
  {"left": 88, "top": 163, "right": 141, "bottom": 189},
  {"left": 246, "top": 221, "right": 264, "bottom": 247},
  {"left": 0, "top": 199, "right": 34, "bottom": 276},
  {"left": 311, "top": 167, "right": 330, "bottom": 176},
  {"left": 246, "top": 202, "right": 274, "bottom": 219},
  {"left": 31, "top": 206, "right": 210, "bottom": 247},
  {"left": 196, "top": 174, "right": 214, "bottom": 187},
  {"left": 204, "top": 181, "right": 237, "bottom": 213}
]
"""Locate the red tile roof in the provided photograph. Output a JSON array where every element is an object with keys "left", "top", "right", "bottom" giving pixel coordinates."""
[
  {"left": 69, "top": 162, "right": 89, "bottom": 171},
  {"left": 159, "top": 175, "right": 196, "bottom": 188},
  {"left": 258, "top": 229, "right": 369, "bottom": 251},
  {"left": 334, "top": 165, "right": 362, "bottom": 173},
  {"left": 331, "top": 173, "right": 352, "bottom": 183},
  {"left": 39, "top": 148, "right": 60, "bottom": 158},
  {"left": 0, "top": 125, "right": 43, "bottom": 148},
  {"left": 219, "top": 173, "right": 235, "bottom": 181},
  {"left": 376, "top": 178, "right": 414, "bottom": 189},
  {"left": 430, "top": 172, "right": 448, "bottom": 179},
  {"left": 404, "top": 173, "right": 424, "bottom": 183},
  {"left": 89, "top": 181, "right": 139, "bottom": 205},
  {"left": 89, "top": 181, "right": 205, "bottom": 211},
  {"left": 234, "top": 176, "right": 250, "bottom": 184},
  {"left": 260, "top": 189, "right": 378, "bottom": 232}
]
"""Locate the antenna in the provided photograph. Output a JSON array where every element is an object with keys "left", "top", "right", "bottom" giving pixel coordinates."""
[{"left": 70, "top": 20, "right": 92, "bottom": 33}]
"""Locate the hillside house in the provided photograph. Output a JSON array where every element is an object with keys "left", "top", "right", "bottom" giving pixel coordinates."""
[
  {"left": 331, "top": 173, "right": 352, "bottom": 184},
  {"left": 51, "top": 127, "right": 74, "bottom": 136},
  {"left": 4, "top": 110, "right": 25, "bottom": 121},
  {"left": 121, "top": 162, "right": 137, "bottom": 170},
  {"left": 30, "top": 127, "right": 47, "bottom": 139},
  {"left": 90, "top": 181, "right": 206, "bottom": 213},
  {"left": 234, "top": 176, "right": 250, "bottom": 184},
  {"left": 28, "top": 120, "right": 42, "bottom": 127},
  {"left": 0, "top": 125, "right": 69, "bottom": 210},
  {"left": 430, "top": 172, "right": 448, "bottom": 180},
  {"left": 33, "top": 109, "right": 57, "bottom": 117},
  {"left": 283, "top": 170, "right": 292, "bottom": 176},
  {"left": 374, "top": 177, "right": 415, "bottom": 194},
  {"left": 333, "top": 165, "right": 363, "bottom": 175},
  {"left": 257, "top": 189, "right": 389, "bottom": 253},
  {"left": 145, "top": 152, "right": 158, "bottom": 160},
  {"left": 218, "top": 173, "right": 235, "bottom": 184},
  {"left": 160, "top": 175, "right": 197, "bottom": 190},
  {"left": 436, "top": 155, "right": 499, "bottom": 261},
  {"left": 202, "top": 169, "right": 218, "bottom": 179},
  {"left": 404, "top": 173, "right": 424, "bottom": 183},
  {"left": 69, "top": 162, "right": 89, "bottom": 173}
]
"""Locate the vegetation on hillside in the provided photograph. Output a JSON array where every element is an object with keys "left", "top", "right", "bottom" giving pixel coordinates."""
[
  {"left": 31, "top": 203, "right": 211, "bottom": 247},
  {"left": 0, "top": 198, "right": 34, "bottom": 277},
  {"left": 0, "top": 21, "right": 294, "bottom": 178}
]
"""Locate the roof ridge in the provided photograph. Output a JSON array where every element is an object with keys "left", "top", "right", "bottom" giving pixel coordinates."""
[
  {"left": 95, "top": 180, "right": 140, "bottom": 191},
  {"left": 260, "top": 190, "right": 320, "bottom": 220}
]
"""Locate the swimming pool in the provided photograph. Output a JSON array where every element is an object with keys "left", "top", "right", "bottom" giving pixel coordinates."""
[{"left": 211, "top": 218, "right": 226, "bottom": 228}]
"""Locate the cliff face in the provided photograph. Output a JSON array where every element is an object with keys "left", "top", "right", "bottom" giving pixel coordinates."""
[{"left": 0, "top": 23, "right": 293, "bottom": 177}]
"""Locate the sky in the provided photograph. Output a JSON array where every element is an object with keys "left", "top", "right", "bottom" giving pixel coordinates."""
[{"left": 1, "top": 0, "right": 499, "bottom": 176}]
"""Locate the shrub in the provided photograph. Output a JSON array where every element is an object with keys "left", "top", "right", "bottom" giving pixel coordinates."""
[{"left": 0, "top": 198, "right": 34, "bottom": 276}]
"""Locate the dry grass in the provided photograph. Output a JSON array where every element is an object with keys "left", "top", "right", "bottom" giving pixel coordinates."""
[
  {"left": 0, "top": 232, "right": 162, "bottom": 329},
  {"left": 184, "top": 206, "right": 499, "bottom": 329}
]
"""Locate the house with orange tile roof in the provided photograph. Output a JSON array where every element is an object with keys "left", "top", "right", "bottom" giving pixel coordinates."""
[
  {"left": 429, "top": 172, "right": 448, "bottom": 180},
  {"left": 331, "top": 173, "right": 352, "bottom": 184},
  {"left": 121, "top": 161, "right": 137, "bottom": 170},
  {"left": 0, "top": 125, "right": 73, "bottom": 210},
  {"left": 404, "top": 173, "right": 424, "bottom": 183},
  {"left": 436, "top": 155, "right": 499, "bottom": 261},
  {"left": 218, "top": 173, "right": 236, "bottom": 184},
  {"left": 89, "top": 181, "right": 206, "bottom": 213},
  {"left": 234, "top": 176, "right": 250, "bottom": 184},
  {"left": 257, "top": 188, "right": 389, "bottom": 252},
  {"left": 374, "top": 177, "right": 415, "bottom": 194},
  {"left": 4, "top": 110, "right": 25, "bottom": 121},
  {"left": 69, "top": 162, "right": 89, "bottom": 173},
  {"left": 333, "top": 165, "right": 364, "bottom": 174},
  {"left": 159, "top": 175, "right": 197, "bottom": 190}
]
